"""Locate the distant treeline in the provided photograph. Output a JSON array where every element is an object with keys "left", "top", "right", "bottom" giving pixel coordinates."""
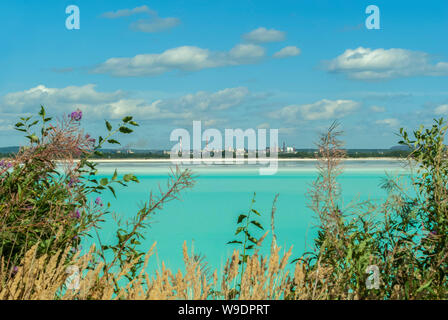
[
  {"left": 89, "top": 152, "right": 171, "bottom": 159},
  {"left": 89, "top": 150, "right": 410, "bottom": 159},
  {"left": 280, "top": 149, "right": 411, "bottom": 158},
  {"left": 0, "top": 147, "right": 411, "bottom": 159}
]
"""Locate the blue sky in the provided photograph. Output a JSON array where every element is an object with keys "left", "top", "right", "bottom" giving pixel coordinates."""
[{"left": 0, "top": 0, "right": 447, "bottom": 149}]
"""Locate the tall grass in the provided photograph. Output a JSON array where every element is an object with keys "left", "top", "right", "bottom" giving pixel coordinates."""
[{"left": 0, "top": 110, "right": 447, "bottom": 300}]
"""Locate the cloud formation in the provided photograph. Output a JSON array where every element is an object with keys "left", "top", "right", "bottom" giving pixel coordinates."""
[
  {"left": 273, "top": 46, "right": 301, "bottom": 58},
  {"left": 92, "top": 44, "right": 266, "bottom": 77},
  {"left": 102, "top": 5, "right": 180, "bottom": 33},
  {"left": 1, "top": 84, "right": 125, "bottom": 113},
  {"left": 0, "top": 85, "right": 252, "bottom": 122},
  {"left": 131, "top": 17, "right": 180, "bottom": 33},
  {"left": 326, "top": 47, "right": 448, "bottom": 80},
  {"left": 370, "top": 106, "right": 386, "bottom": 113},
  {"left": 242, "top": 27, "right": 286, "bottom": 43},
  {"left": 102, "top": 5, "right": 154, "bottom": 19},
  {"left": 434, "top": 104, "right": 448, "bottom": 115},
  {"left": 270, "top": 99, "right": 359, "bottom": 122},
  {"left": 375, "top": 118, "right": 400, "bottom": 127}
]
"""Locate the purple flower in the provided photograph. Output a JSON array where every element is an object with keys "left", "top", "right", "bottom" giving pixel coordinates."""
[
  {"left": 0, "top": 160, "right": 12, "bottom": 169},
  {"left": 73, "top": 209, "right": 81, "bottom": 219},
  {"left": 11, "top": 266, "right": 18, "bottom": 276},
  {"left": 95, "top": 197, "right": 103, "bottom": 207},
  {"left": 68, "top": 177, "right": 79, "bottom": 188},
  {"left": 69, "top": 109, "right": 83, "bottom": 121},
  {"left": 85, "top": 134, "right": 96, "bottom": 144}
]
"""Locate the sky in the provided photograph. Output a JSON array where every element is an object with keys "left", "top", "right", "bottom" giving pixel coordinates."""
[{"left": 0, "top": 0, "right": 447, "bottom": 149}]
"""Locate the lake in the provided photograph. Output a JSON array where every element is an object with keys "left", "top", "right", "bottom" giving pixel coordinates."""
[{"left": 85, "top": 160, "right": 410, "bottom": 273}]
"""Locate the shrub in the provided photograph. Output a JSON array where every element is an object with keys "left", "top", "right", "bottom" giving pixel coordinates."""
[
  {"left": 297, "top": 120, "right": 447, "bottom": 299},
  {"left": 1, "top": 109, "right": 447, "bottom": 300},
  {"left": 1, "top": 107, "right": 144, "bottom": 278}
]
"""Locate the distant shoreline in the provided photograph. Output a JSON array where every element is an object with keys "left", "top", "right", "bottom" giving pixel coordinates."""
[{"left": 73, "top": 157, "right": 406, "bottom": 163}]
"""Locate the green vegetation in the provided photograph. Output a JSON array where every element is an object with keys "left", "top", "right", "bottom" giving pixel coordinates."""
[{"left": 0, "top": 109, "right": 446, "bottom": 300}]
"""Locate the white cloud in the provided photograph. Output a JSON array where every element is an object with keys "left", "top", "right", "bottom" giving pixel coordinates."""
[
  {"left": 102, "top": 5, "right": 154, "bottom": 19},
  {"left": 178, "top": 87, "right": 250, "bottom": 111},
  {"left": 375, "top": 118, "right": 400, "bottom": 127},
  {"left": 0, "top": 119, "right": 13, "bottom": 131},
  {"left": 434, "top": 104, "right": 448, "bottom": 115},
  {"left": 278, "top": 127, "right": 297, "bottom": 135},
  {"left": 242, "top": 27, "right": 286, "bottom": 43},
  {"left": 326, "top": 47, "right": 448, "bottom": 80},
  {"left": 92, "top": 44, "right": 266, "bottom": 77},
  {"left": 229, "top": 44, "right": 265, "bottom": 61},
  {"left": 0, "top": 85, "right": 251, "bottom": 122},
  {"left": 102, "top": 5, "right": 180, "bottom": 33},
  {"left": 370, "top": 106, "right": 386, "bottom": 113},
  {"left": 131, "top": 17, "right": 180, "bottom": 33},
  {"left": 257, "top": 122, "right": 270, "bottom": 129},
  {"left": 271, "top": 99, "right": 359, "bottom": 122},
  {"left": 1, "top": 84, "right": 125, "bottom": 113},
  {"left": 273, "top": 46, "right": 301, "bottom": 58}
]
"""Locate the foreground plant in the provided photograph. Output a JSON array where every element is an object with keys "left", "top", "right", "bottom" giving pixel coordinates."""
[
  {"left": 1, "top": 108, "right": 447, "bottom": 300},
  {"left": 296, "top": 120, "right": 447, "bottom": 300},
  {"left": 0, "top": 107, "right": 194, "bottom": 293}
]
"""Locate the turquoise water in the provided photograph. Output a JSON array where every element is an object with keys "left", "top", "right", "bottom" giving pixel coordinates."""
[{"left": 85, "top": 160, "right": 410, "bottom": 273}]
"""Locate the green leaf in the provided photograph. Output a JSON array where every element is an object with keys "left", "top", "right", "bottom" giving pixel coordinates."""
[
  {"left": 237, "top": 214, "right": 247, "bottom": 224},
  {"left": 108, "top": 186, "right": 117, "bottom": 198},
  {"left": 251, "top": 209, "right": 261, "bottom": 216},
  {"left": 119, "top": 126, "right": 133, "bottom": 134},
  {"left": 107, "top": 139, "right": 120, "bottom": 145},
  {"left": 112, "top": 169, "right": 118, "bottom": 181},
  {"left": 27, "top": 134, "right": 39, "bottom": 143},
  {"left": 235, "top": 226, "right": 244, "bottom": 235},
  {"left": 227, "top": 240, "right": 242, "bottom": 245},
  {"left": 122, "top": 116, "right": 133, "bottom": 123},
  {"left": 247, "top": 235, "right": 258, "bottom": 244},
  {"left": 106, "top": 121, "right": 112, "bottom": 131},
  {"left": 100, "top": 178, "right": 108, "bottom": 186},
  {"left": 416, "top": 279, "right": 433, "bottom": 293},
  {"left": 39, "top": 106, "right": 45, "bottom": 117},
  {"left": 250, "top": 220, "right": 264, "bottom": 230},
  {"left": 123, "top": 174, "right": 133, "bottom": 182}
]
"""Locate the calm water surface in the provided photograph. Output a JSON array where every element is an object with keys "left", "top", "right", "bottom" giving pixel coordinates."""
[{"left": 84, "top": 160, "right": 410, "bottom": 273}]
